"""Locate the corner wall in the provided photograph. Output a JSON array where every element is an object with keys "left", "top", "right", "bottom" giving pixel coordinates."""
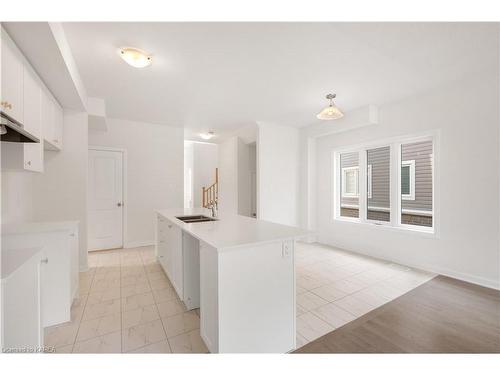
[
  {"left": 89, "top": 118, "right": 183, "bottom": 248},
  {"left": 32, "top": 111, "right": 89, "bottom": 271},
  {"left": 313, "top": 71, "right": 500, "bottom": 289},
  {"left": 257, "top": 123, "right": 300, "bottom": 226}
]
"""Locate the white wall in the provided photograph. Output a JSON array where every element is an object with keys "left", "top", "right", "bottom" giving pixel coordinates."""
[
  {"left": 218, "top": 136, "right": 239, "bottom": 215},
  {"left": 32, "top": 111, "right": 89, "bottom": 271},
  {"left": 313, "top": 71, "right": 499, "bottom": 289},
  {"left": 192, "top": 142, "right": 218, "bottom": 208},
  {"left": 237, "top": 139, "right": 251, "bottom": 217},
  {"left": 1, "top": 171, "right": 34, "bottom": 225},
  {"left": 89, "top": 118, "right": 183, "bottom": 248},
  {"left": 184, "top": 142, "right": 194, "bottom": 208},
  {"left": 257, "top": 123, "right": 300, "bottom": 226},
  {"left": 249, "top": 143, "right": 257, "bottom": 217}
]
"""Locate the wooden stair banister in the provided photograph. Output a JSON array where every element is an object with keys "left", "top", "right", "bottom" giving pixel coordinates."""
[{"left": 202, "top": 168, "right": 219, "bottom": 208}]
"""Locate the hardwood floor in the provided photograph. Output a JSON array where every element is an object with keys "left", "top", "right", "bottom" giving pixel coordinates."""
[{"left": 294, "top": 276, "right": 500, "bottom": 353}]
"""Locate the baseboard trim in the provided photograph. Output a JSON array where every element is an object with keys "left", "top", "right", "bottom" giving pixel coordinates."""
[
  {"left": 124, "top": 240, "right": 154, "bottom": 249},
  {"left": 316, "top": 239, "right": 500, "bottom": 291}
]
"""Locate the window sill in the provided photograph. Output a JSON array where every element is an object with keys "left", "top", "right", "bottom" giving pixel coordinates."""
[{"left": 333, "top": 217, "right": 437, "bottom": 238}]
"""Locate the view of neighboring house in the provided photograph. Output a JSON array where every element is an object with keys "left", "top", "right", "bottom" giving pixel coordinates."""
[{"left": 340, "top": 140, "right": 433, "bottom": 227}]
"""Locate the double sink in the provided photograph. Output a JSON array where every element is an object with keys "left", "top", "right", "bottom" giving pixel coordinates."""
[{"left": 176, "top": 215, "right": 218, "bottom": 223}]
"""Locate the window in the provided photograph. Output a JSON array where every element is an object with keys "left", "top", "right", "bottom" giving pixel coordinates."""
[
  {"left": 342, "top": 167, "right": 359, "bottom": 197},
  {"left": 366, "top": 146, "right": 390, "bottom": 222},
  {"left": 339, "top": 152, "right": 359, "bottom": 218},
  {"left": 334, "top": 136, "right": 434, "bottom": 232},
  {"left": 400, "top": 141, "right": 433, "bottom": 228},
  {"left": 367, "top": 165, "right": 372, "bottom": 199},
  {"left": 401, "top": 160, "right": 415, "bottom": 200}
]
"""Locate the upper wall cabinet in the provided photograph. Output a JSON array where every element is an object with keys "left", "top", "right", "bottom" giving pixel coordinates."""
[
  {"left": 1, "top": 28, "right": 64, "bottom": 174},
  {"left": 1, "top": 31, "right": 24, "bottom": 122},
  {"left": 23, "top": 65, "right": 42, "bottom": 139},
  {"left": 42, "top": 90, "right": 63, "bottom": 151}
]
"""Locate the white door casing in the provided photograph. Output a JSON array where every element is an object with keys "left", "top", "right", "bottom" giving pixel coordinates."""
[{"left": 88, "top": 149, "right": 124, "bottom": 251}]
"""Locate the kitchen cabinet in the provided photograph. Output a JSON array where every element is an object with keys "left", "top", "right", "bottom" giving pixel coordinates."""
[
  {"left": 157, "top": 216, "right": 183, "bottom": 296},
  {"left": 22, "top": 65, "right": 41, "bottom": 138},
  {"left": 1, "top": 30, "right": 24, "bottom": 122},
  {"left": 42, "top": 91, "right": 63, "bottom": 151},
  {"left": 22, "top": 65, "right": 44, "bottom": 172},
  {"left": 1, "top": 27, "right": 65, "bottom": 175},
  {"left": 1, "top": 247, "right": 44, "bottom": 351},
  {"left": 156, "top": 215, "right": 200, "bottom": 307},
  {"left": 156, "top": 208, "right": 303, "bottom": 353},
  {"left": 2, "top": 221, "right": 80, "bottom": 327}
]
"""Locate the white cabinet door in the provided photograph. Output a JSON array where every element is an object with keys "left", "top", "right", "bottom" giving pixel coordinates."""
[
  {"left": 69, "top": 229, "right": 79, "bottom": 301},
  {"left": 1, "top": 250, "right": 43, "bottom": 350},
  {"left": 39, "top": 234, "right": 72, "bottom": 327},
  {"left": 157, "top": 217, "right": 169, "bottom": 271},
  {"left": 22, "top": 66, "right": 44, "bottom": 172},
  {"left": 1, "top": 30, "right": 23, "bottom": 122},
  {"left": 41, "top": 89, "right": 54, "bottom": 148},
  {"left": 22, "top": 65, "right": 41, "bottom": 138},
  {"left": 182, "top": 232, "right": 200, "bottom": 310},
  {"left": 170, "top": 225, "right": 183, "bottom": 298},
  {"left": 52, "top": 101, "right": 63, "bottom": 149}
]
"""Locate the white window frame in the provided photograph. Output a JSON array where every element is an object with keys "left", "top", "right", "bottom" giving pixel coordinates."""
[
  {"left": 401, "top": 160, "right": 415, "bottom": 201},
  {"left": 332, "top": 132, "right": 437, "bottom": 235},
  {"left": 367, "top": 164, "right": 372, "bottom": 199},
  {"left": 341, "top": 166, "right": 359, "bottom": 198}
]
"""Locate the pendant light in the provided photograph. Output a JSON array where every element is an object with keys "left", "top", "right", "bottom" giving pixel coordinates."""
[{"left": 316, "top": 93, "right": 344, "bottom": 120}]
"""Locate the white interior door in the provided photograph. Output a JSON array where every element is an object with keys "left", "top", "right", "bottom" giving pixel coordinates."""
[{"left": 88, "top": 149, "right": 124, "bottom": 251}]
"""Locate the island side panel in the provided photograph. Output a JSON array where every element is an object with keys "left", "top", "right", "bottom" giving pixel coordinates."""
[
  {"left": 199, "top": 242, "right": 219, "bottom": 353},
  {"left": 217, "top": 240, "right": 296, "bottom": 353}
]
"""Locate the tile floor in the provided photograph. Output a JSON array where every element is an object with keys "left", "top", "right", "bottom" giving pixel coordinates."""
[
  {"left": 294, "top": 242, "right": 435, "bottom": 348},
  {"left": 45, "top": 242, "right": 435, "bottom": 353},
  {"left": 45, "top": 246, "right": 208, "bottom": 353}
]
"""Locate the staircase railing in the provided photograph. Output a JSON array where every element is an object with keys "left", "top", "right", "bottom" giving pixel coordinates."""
[{"left": 202, "top": 168, "right": 218, "bottom": 208}]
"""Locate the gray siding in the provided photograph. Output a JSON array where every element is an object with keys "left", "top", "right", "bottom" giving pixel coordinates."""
[
  {"left": 338, "top": 141, "right": 432, "bottom": 217},
  {"left": 401, "top": 140, "right": 433, "bottom": 213},
  {"left": 340, "top": 152, "right": 359, "bottom": 208},
  {"left": 367, "top": 146, "right": 390, "bottom": 210}
]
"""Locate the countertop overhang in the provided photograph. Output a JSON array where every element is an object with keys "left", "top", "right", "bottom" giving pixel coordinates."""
[{"left": 156, "top": 208, "right": 308, "bottom": 250}]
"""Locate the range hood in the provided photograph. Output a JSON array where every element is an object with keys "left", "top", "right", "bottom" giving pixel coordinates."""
[{"left": 1, "top": 112, "right": 40, "bottom": 143}]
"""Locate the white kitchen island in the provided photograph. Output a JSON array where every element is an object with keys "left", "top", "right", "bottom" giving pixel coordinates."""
[{"left": 155, "top": 208, "right": 307, "bottom": 353}]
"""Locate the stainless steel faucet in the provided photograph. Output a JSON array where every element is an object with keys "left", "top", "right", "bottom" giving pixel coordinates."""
[{"left": 209, "top": 202, "right": 218, "bottom": 218}]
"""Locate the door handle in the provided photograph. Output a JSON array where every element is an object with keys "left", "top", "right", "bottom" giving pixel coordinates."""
[
  {"left": 41, "top": 258, "right": 49, "bottom": 264},
  {"left": 117, "top": 202, "right": 123, "bottom": 207}
]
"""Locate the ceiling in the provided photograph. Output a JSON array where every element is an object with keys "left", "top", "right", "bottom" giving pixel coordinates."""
[{"left": 62, "top": 22, "right": 498, "bottom": 140}]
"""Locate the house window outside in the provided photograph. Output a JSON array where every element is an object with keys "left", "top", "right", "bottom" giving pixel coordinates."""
[
  {"left": 401, "top": 160, "right": 415, "bottom": 201},
  {"left": 342, "top": 167, "right": 359, "bottom": 197},
  {"left": 334, "top": 136, "right": 434, "bottom": 232},
  {"left": 366, "top": 146, "right": 390, "bottom": 223},
  {"left": 340, "top": 152, "right": 359, "bottom": 218},
  {"left": 400, "top": 141, "right": 433, "bottom": 227},
  {"left": 367, "top": 165, "right": 372, "bottom": 199}
]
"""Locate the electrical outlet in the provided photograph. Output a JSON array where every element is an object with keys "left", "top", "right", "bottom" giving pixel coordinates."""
[{"left": 282, "top": 241, "right": 291, "bottom": 258}]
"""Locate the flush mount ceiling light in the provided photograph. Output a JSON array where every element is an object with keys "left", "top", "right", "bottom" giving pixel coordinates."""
[
  {"left": 119, "top": 47, "right": 152, "bottom": 68},
  {"left": 200, "top": 131, "right": 215, "bottom": 140},
  {"left": 316, "top": 93, "right": 344, "bottom": 120}
]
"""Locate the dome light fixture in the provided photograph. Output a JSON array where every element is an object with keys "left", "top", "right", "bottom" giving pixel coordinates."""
[
  {"left": 200, "top": 131, "right": 215, "bottom": 140},
  {"left": 119, "top": 47, "right": 152, "bottom": 68},
  {"left": 316, "top": 93, "right": 344, "bottom": 120}
]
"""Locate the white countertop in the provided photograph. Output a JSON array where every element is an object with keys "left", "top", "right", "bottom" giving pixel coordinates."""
[
  {"left": 156, "top": 208, "right": 308, "bottom": 249},
  {"left": 2, "top": 220, "right": 79, "bottom": 236},
  {"left": 1, "top": 247, "right": 42, "bottom": 279}
]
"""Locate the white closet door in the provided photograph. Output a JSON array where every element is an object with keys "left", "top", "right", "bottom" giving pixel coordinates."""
[{"left": 88, "top": 149, "right": 124, "bottom": 251}]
